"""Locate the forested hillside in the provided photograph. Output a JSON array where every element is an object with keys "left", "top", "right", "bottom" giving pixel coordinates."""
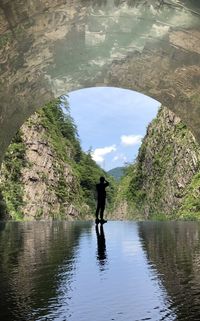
[
  {"left": 0, "top": 98, "right": 115, "bottom": 220},
  {"left": 115, "top": 106, "right": 200, "bottom": 220},
  {"left": 107, "top": 167, "right": 125, "bottom": 181}
]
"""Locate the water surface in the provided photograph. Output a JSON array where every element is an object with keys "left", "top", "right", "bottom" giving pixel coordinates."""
[{"left": 1, "top": 221, "right": 200, "bottom": 320}]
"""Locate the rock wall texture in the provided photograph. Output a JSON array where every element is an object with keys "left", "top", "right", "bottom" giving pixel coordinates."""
[
  {"left": 19, "top": 114, "right": 81, "bottom": 219},
  {"left": 0, "top": 110, "right": 84, "bottom": 220},
  {"left": 128, "top": 106, "right": 200, "bottom": 219}
]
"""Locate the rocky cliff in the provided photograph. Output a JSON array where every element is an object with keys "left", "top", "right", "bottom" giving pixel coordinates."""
[
  {"left": 120, "top": 105, "right": 200, "bottom": 219},
  {"left": 0, "top": 99, "right": 112, "bottom": 220}
]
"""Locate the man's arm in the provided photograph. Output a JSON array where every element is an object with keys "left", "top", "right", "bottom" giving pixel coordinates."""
[{"left": 105, "top": 180, "right": 109, "bottom": 187}]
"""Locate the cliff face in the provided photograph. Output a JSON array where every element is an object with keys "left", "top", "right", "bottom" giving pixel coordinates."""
[
  {"left": 21, "top": 114, "right": 81, "bottom": 219},
  {"left": 0, "top": 114, "right": 82, "bottom": 220},
  {"left": 0, "top": 100, "right": 111, "bottom": 220},
  {"left": 127, "top": 106, "right": 200, "bottom": 219}
]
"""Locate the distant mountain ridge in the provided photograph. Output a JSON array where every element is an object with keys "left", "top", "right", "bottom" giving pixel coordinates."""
[{"left": 107, "top": 167, "right": 125, "bottom": 181}]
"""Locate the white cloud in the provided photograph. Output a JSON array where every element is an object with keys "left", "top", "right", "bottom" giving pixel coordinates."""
[
  {"left": 91, "top": 145, "right": 117, "bottom": 163},
  {"left": 121, "top": 134, "right": 143, "bottom": 146}
]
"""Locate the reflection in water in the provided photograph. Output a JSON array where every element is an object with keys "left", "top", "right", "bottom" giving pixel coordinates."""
[
  {"left": 3, "top": 221, "right": 200, "bottom": 320},
  {"left": 95, "top": 224, "right": 107, "bottom": 270},
  {"left": 138, "top": 221, "right": 200, "bottom": 321},
  {"left": 0, "top": 221, "right": 91, "bottom": 321}
]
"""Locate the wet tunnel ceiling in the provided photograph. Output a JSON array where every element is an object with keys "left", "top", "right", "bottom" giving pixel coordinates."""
[{"left": 0, "top": 0, "right": 200, "bottom": 163}]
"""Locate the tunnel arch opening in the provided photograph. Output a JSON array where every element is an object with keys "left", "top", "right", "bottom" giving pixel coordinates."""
[
  {"left": 0, "top": 0, "right": 200, "bottom": 165},
  {"left": 0, "top": 0, "right": 200, "bottom": 220},
  {"left": 1, "top": 83, "right": 199, "bottom": 221}
]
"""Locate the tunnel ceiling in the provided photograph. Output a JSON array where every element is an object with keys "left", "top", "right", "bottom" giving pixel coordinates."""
[{"left": 0, "top": 0, "right": 200, "bottom": 163}]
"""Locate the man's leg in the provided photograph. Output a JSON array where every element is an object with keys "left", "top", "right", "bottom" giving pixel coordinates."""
[
  {"left": 96, "top": 202, "right": 100, "bottom": 220},
  {"left": 100, "top": 200, "right": 105, "bottom": 220}
]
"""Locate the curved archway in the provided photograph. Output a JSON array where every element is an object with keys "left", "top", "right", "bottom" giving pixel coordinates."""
[{"left": 0, "top": 0, "right": 200, "bottom": 164}]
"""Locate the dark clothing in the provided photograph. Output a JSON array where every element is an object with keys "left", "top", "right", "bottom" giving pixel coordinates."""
[
  {"left": 96, "top": 200, "right": 106, "bottom": 220},
  {"left": 96, "top": 181, "right": 109, "bottom": 201},
  {"left": 96, "top": 181, "right": 109, "bottom": 219}
]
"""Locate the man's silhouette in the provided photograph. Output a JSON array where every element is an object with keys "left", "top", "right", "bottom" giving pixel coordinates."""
[{"left": 95, "top": 176, "right": 109, "bottom": 224}]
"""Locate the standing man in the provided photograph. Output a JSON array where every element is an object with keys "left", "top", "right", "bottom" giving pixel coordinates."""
[{"left": 95, "top": 176, "right": 109, "bottom": 224}]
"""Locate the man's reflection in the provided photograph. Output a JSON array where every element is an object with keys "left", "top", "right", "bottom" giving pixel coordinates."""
[{"left": 95, "top": 224, "right": 108, "bottom": 271}]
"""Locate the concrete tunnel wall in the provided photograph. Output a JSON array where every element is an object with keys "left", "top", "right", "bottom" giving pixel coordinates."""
[{"left": 0, "top": 0, "right": 200, "bottom": 165}]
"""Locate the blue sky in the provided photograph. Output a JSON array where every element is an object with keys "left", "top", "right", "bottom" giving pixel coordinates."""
[{"left": 68, "top": 87, "right": 160, "bottom": 171}]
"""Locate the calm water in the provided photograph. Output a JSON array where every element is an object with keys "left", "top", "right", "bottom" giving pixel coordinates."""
[{"left": 1, "top": 221, "right": 200, "bottom": 321}]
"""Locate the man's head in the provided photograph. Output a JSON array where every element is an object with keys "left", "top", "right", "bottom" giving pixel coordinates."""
[{"left": 100, "top": 176, "right": 105, "bottom": 183}]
